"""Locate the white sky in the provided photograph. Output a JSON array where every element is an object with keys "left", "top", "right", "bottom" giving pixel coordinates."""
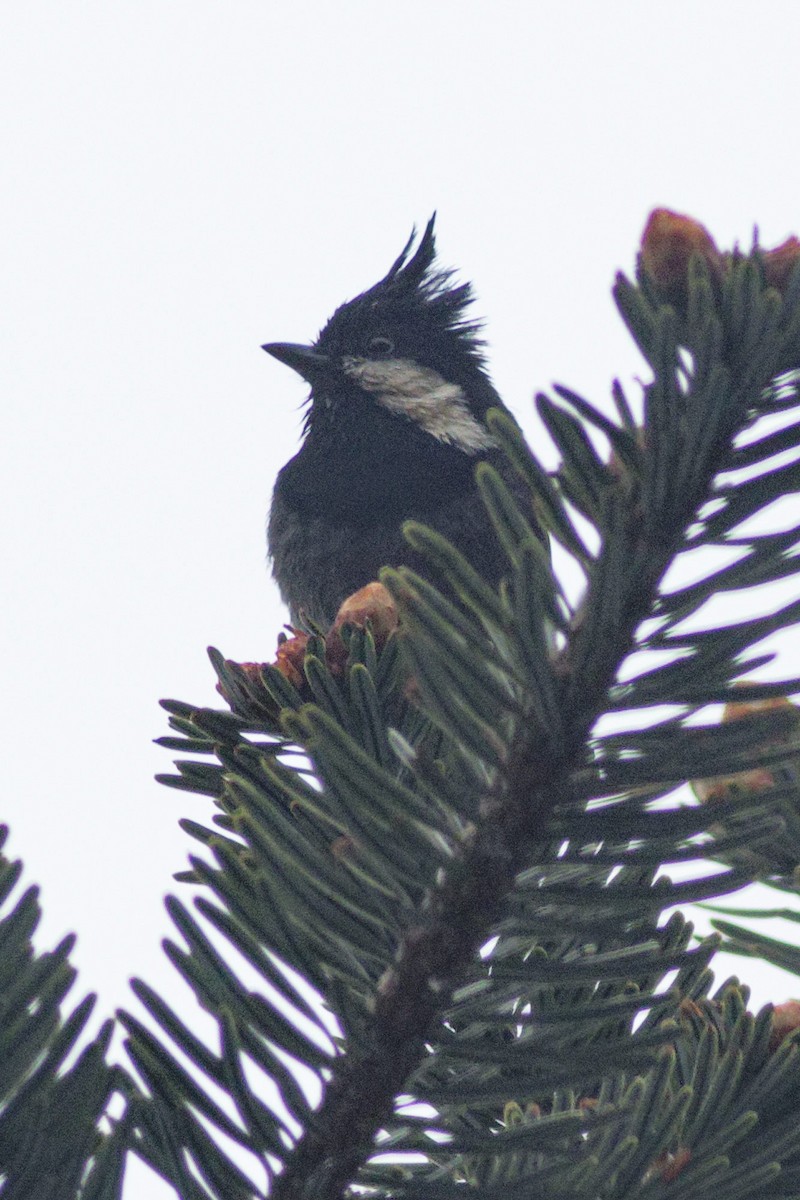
[{"left": 4, "top": 5, "right": 800, "bottom": 1196}]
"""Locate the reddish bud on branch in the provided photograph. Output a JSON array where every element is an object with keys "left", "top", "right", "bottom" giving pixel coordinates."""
[{"left": 640, "top": 208, "right": 722, "bottom": 294}]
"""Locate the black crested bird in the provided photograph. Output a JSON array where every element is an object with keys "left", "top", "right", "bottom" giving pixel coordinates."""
[{"left": 264, "top": 217, "right": 537, "bottom": 629}]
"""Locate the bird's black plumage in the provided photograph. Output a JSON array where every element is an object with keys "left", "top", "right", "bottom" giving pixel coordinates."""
[{"left": 264, "top": 217, "right": 535, "bottom": 629}]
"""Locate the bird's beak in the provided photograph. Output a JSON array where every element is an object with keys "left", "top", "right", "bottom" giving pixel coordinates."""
[{"left": 262, "top": 342, "right": 330, "bottom": 384}]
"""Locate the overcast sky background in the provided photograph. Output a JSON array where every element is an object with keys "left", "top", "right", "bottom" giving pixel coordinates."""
[{"left": 4, "top": 5, "right": 800, "bottom": 1196}]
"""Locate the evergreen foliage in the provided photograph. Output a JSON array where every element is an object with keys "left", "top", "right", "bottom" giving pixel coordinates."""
[
  {"left": 0, "top": 827, "right": 129, "bottom": 1198},
  {"left": 4, "top": 215, "right": 800, "bottom": 1197}
]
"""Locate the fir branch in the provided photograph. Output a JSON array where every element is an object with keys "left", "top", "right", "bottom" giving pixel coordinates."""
[
  {"left": 269, "top": 235, "right": 800, "bottom": 1196},
  {"left": 131, "top": 218, "right": 800, "bottom": 1198},
  {"left": 0, "top": 826, "right": 129, "bottom": 1200}
]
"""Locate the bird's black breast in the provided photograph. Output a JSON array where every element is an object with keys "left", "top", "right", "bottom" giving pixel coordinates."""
[
  {"left": 275, "top": 396, "right": 480, "bottom": 527},
  {"left": 268, "top": 416, "right": 532, "bottom": 628},
  {"left": 268, "top": 463, "right": 511, "bottom": 629}
]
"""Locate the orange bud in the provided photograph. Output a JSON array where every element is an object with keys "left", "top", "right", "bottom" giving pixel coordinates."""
[
  {"left": 657, "top": 1148, "right": 692, "bottom": 1183},
  {"left": 693, "top": 767, "right": 779, "bottom": 805},
  {"left": 769, "top": 999, "right": 800, "bottom": 1050},
  {"left": 693, "top": 696, "right": 800, "bottom": 805},
  {"left": 274, "top": 630, "right": 310, "bottom": 690},
  {"left": 722, "top": 695, "right": 799, "bottom": 725},
  {"left": 762, "top": 236, "right": 800, "bottom": 293},
  {"left": 325, "top": 582, "right": 399, "bottom": 673},
  {"left": 640, "top": 208, "right": 722, "bottom": 295}
]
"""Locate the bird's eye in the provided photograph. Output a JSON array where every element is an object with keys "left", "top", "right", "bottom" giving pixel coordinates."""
[{"left": 367, "top": 335, "right": 395, "bottom": 358}]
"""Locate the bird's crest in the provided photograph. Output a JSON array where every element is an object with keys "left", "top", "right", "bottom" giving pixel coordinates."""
[{"left": 317, "top": 215, "right": 485, "bottom": 361}]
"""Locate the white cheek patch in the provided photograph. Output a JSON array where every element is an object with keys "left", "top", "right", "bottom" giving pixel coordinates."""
[{"left": 342, "top": 356, "right": 495, "bottom": 455}]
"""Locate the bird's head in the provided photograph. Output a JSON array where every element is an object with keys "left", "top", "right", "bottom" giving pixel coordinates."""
[{"left": 263, "top": 216, "right": 500, "bottom": 456}]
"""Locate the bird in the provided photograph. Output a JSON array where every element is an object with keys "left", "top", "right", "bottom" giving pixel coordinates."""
[{"left": 263, "top": 216, "right": 537, "bottom": 630}]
